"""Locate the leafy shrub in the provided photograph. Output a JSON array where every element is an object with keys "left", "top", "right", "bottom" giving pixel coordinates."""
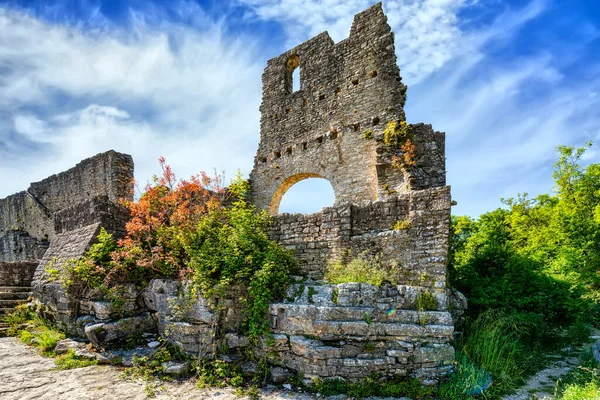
[
  {"left": 325, "top": 254, "right": 394, "bottom": 286},
  {"left": 415, "top": 290, "right": 438, "bottom": 311},
  {"left": 561, "top": 382, "right": 600, "bottom": 400},
  {"left": 183, "top": 175, "right": 297, "bottom": 340},
  {"left": 5, "top": 306, "right": 65, "bottom": 355},
  {"left": 554, "top": 350, "right": 600, "bottom": 399},
  {"left": 67, "top": 164, "right": 296, "bottom": 345}
]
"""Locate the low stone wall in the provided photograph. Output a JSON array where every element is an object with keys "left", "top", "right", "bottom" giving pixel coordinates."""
[
  {"left": 270, "top": 186, "right": 450, "bottom": 287},
  {"left": 137, "top": 279, "right": 458, "bottom": 385},
  {"left": 0, "top": 262, "right": 38, "bottom": 287},
  {"left": 267, "top": 282, "right": 454, "bottom": 384}
]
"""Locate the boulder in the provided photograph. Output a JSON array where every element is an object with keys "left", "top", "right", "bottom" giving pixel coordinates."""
[{"left": 84, "top": 312, "right": 157, "bottom": 349}]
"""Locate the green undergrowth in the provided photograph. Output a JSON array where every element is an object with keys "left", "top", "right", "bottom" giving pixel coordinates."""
[
  {"left": 3, "top": 305, "right": 97, "bottom": 371},
  {"left": 54, "top": 350, "right": 98, "bottom": 370},
  {"left": 123, "top": 343, "right": 269, "bottom": 398},
  {"left": 325, "top": 253, "right": 396, "bottom": 286},
  {"left": 122, "top": 343, "right": 186, "bottom": 397},
  {"left": 551, "top": 349, "right": 600, "bottom": 399},
  {"left": 308, "top": 374, "right": 435, "bottom": 399},
  {"left": 3, "top": 305, "right": 65, "bottom": 355}
]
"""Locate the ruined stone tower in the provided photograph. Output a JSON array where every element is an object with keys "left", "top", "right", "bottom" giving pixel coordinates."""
[{"left": 250, "top": 2, "right": 445, "bottom": 215}]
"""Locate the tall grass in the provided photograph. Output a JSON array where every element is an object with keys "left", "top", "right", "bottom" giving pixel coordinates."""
[
  {"left": 440, "top": 310, "right": 542, "bottom": 398},
  {"left": 461, "top": 312, "right": 524, "bottom": 387}
]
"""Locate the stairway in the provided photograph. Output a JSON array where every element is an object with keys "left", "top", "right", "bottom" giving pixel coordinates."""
[{"left": 0, "top": 286, "right": 32, "bottom": 337}]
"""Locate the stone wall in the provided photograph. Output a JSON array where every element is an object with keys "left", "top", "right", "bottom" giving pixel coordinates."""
[
  {"left": 0, "top": 262, "right": 38, "bottom": 287},
  {"left": 0, "top": 150, "right": 133, "bottom": 246},
  {"left": 0, "top": 150, "right": 134, "bottom": 332},
  {"left": 268, "top": 282, "right": 454, "bottom": 384},
  {"left": 270, "top": 186, "right": 450, "bottom": 286},
  {"left": 249, "top": 3, "right": 445, "bottom": 214}
]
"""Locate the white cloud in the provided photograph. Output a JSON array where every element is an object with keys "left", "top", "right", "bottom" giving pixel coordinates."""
[
  {"left": 0, "top": 4, "right": 264, "bottom": 197},
  {"left": 405, "top": 1, "right": 600, "bottom": 216}
]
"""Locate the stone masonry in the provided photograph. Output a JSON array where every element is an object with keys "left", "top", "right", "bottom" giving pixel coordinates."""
[{"left": 252, "top": 3, "right": 456, "bottom": 384}]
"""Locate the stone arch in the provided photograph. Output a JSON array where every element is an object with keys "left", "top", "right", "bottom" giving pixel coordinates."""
[{"left": 269, "top": 172, "right": 335, "bottom": 215}]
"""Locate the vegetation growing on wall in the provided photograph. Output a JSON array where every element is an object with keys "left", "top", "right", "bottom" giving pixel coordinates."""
[
  {"left": 325, "top": 253, "right": 396, "bottom": 286},
  {"left": 64, "top": 160, "right": 296, "bottom": 343},
  {"left": 383, "top": 120, "right": 416, "bottom": 168}
]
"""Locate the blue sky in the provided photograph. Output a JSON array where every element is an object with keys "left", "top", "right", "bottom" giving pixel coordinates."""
[{"left": 0, "top": 0, "right": 598, "bottom": 217}]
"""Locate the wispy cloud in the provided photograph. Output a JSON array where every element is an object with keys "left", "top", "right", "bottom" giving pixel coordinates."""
[{"left": 0, "top": 4, "right": 263, "bottom": 196}]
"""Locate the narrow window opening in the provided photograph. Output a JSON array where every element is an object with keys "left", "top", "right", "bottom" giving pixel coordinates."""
[
  {"left": 352, "top": 78, "right": 359, "bottom": 85},
  {"left": 274, "top": 151, "right": 281, "bottom": 159},
  {"left": 286, "top": 147, "right": 293, "bottom": 155},
  {"left": 319, "top": 93, "right": 325, "bottom": 100},
  {"left": 316, "top": 136, "right": 324, "bottom": 144},
  {"left": 259, "top": 157, "right": 267, "bottom": 163},
  {"left": 286, "top": 54, "right": 301, "bottom": 94},
  {"left": 292, "top": 67, "right": 300, "bottom": 92},
  {"left": 372, "top": 117, "right": 380, "bottom": 126},
  {"left": 302, "top": 142, "right": 308, "bottom": 150}
]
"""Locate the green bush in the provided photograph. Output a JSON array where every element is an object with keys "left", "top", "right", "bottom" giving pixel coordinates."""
[
  {"left": 54, "top": 350, "right": 98, "bottom": 370},
  {"left": 312, "top": 375, "right": 434, "bottom": 399},
  {"left": 553, "top": 350, "right": 600, "bottom": 399},
  {"left": 325, "top": 254, "right": 394, "bottom": 286},
  {"left": 184, "top": 175, "right": 297, "bottom": 341},
  {"left": 5, "top": 306, "right": 65, "bottom": 355}
]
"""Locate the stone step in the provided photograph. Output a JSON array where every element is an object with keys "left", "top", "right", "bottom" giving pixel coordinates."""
[
  {"left": 0, "top": 286, "right": 32, "bottom": 294},
  {"left": 0, "top": 292, "right": 31, "bottom": 300},
  {"left": 0, "top": 299, "right": 28, "bottom": 308},
  {"left": 0, "top": 308, "right": 15, "bottom": 316}
]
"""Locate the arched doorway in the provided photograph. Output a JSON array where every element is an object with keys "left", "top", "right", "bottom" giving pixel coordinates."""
[{"left": 269, "top": 173, "right": 335, "bottom": 215}]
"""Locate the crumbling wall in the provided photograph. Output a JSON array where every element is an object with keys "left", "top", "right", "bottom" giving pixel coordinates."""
[
  {"left": 251, "top": 2, "right": 456, "bottom": 384},
  {"left": 249, "top": 3, "right": 445, "bottom": 214},
  {"left": 0, "top": 150, "right": 133, "bottom": 246},
  {"left": 0, "top": 150, "right": 134, "bottom": 332},
  {"left": 268, "top": 282, "right": 454, "bottom": 384}
]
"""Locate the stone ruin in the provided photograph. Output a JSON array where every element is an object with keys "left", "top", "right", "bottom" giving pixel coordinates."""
[{"left": 0, "top": 2, "right": 464, "bottom": 386}]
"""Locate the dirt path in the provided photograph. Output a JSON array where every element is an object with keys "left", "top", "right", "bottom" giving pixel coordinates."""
[
  {"left": 501, "top": 332, "right": 600, "bottom": 400},
  {"left": 0, "top": 337, "right": 316, "bottom": 400},
  {"left": 500, "top": 353, "right": 582, "bottom": 400}
]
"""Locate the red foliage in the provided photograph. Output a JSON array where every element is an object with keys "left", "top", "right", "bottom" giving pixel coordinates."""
[{"left": 108, "top": 157, "right": 227, "bottom": 284}]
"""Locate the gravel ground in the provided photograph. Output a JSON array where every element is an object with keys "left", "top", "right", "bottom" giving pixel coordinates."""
[{"left": 0, "top": 337, "right": 319, "bottom": 400}]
